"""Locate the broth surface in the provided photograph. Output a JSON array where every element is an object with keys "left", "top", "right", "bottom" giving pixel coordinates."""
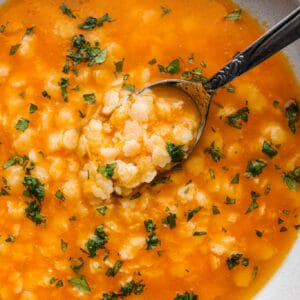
[{"left": 0, "top": 1, "right": 299, "bottom": 299}]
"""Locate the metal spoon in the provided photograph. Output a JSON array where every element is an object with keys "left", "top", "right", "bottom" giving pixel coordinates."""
[{"left": 138, "top": 6, "right": 300, "bottom": 158}]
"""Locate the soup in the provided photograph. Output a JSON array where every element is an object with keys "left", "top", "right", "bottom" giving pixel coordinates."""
[{"left": 0, "top": 0, "right": 299, "bottom": 299}]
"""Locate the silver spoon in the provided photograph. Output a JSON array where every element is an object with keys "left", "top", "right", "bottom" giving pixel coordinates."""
[{"left": 138, "top": 6, "right": 300, "bottom": 159}]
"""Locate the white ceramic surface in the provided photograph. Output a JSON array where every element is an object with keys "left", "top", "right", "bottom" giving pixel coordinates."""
[{"left": 0, "top": 1, "right": 299, "bottom": 299}]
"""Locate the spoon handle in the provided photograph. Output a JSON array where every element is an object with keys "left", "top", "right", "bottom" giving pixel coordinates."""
[{"left": 203, "top": 6, "right": 300, "bottom": 92}]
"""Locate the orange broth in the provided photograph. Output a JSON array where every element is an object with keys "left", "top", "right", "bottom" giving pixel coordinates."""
[{"left": 0, "top": 0, "right": 299, "bottom": 299}]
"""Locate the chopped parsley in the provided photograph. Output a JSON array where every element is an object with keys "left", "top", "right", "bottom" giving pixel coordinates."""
[
  {"left": 25, "top": 200, "right": 45, "bottom": 225},
  {"left": 158, "top": 58, "right": 180, "bottom": 75},
  {"left": 25, "top": 26, "right": 35, "bottom": 36},
  {"left": 161, "top": 6, "right": 171, "bottom": 16},
  {"left": 166, "top": 143, "right": 185, "bottom": 163},
  {"left": 226, "top": 253, "right": 243, "bottom": 269},
  {"left": 59, "top": 77, "right": 69, "bottom": 102},
  {"left": 227, "top": 106, "right": 249, "bottom": 129},
  {"left": 102, "top": 280, "right": 145, "bottom": 299},
  {"left": 114, "top": 58, "right": 124, "bottom": 76},
  {"left": 83, "top": 93, "right": 96, "bottom": 104},
  {"left": 181, "top": 67, "right": 206, "bottom": 82},
  {"left": 162, "top": 212, "right": 177, "bottom": 229},
  {"left": 193, "top": 231, "right": 207, "bottom": 237},
  {"left": 225, "top": 196, "right": 236, "bottom": 204},
  {"left": 29, "top": 103, "right": 38, "bottom": 114},
  {"left": 209, "top": 168, "right": 215, "bottom": 179},
  {"left": 225, "top": 9, "right": 242, "bottom": 20},
  {"left": 230, "top": 173, "right": 240, "bottom": 184},
  {"left": 285, "top": 99, "right": 299, "bottom": 133},
  {"left": 122, "top": 83, "right": 135, "bottom": 92},
  {"left": 144, "top": 219, "right": 157, "bottom": 232},
  {"left": 70, "top": 257, "right": 84, "bottom": 272},
  {"left": 150, "top": 175, "right": 171, "bottom": 186},
  {"left": 262, "top": 141, "right": 278, "bottom": 158},
  {"left": 282, "top": 167, "right": 300, "bottom": 191},
  {"left": 245, "top": 159, "right": 267, "bottom": 178},
  {"left": 3, "top": 155, "right": 29, "bottom": 169},
  {"left": 62, "top": 60, "right": 70, "bottom": 74},
  {"left": 55, "top": 189, "right": 65, "bottom": 201},
  {"left": 9, "top": 43, "right": 21, "bottom": 55},
  {"left": 23, "top": 175, "right": 45, "bottom": 201},
  {"left": 130, "top": 192, "right": 141, "bottom": 200},
  {"left": 212, "top": 205, "right": 220, "bottom": 215},
  {"left": 60, "top": 3, "right": 76, "bottom": 19},
  {"left": 78, "top": 13, "right": 113, "bottom": 30},
  {"left": 186, "top": 206, "right": 202, "bottom": 221},
  {"left": 85, "top": 225, "right": 108, "bottom": 257},
  {"left": 0, "top": 24, "right": 6, "bottom": 33},
  {"left": 105, "top": 260, "right": 123, "bottom": 277},
  {"left": 42, "top": 90, "right": 51, "bottom": 99},
  {"left": 5, "top": 235, "right": 16, "bottom": 242},
  {"left": 174, "top": 291, "right": 199, "bottom": 300},
  {"left": 68, "top": 274, "right": 91, "bottom": 294},
  {"left": 245, "top": 191, "right": 260, "bottom": 214},
  {"left": 255, "top": 230, "right": 264, "bottom": 237},
  {"left": 146, "top": 233, "right": 161, "bottom": 250},
  {"left": 97, "top": 162, "right": 117, "bottom": 179},
  {"left": 61, "top": 239, "right": 68, "bottom": 252},
  {"left": 16, "top": 118, "right": 29, "bottom": 131},
  {"left": 226, "top": 84, "right": 235, "bottom": 93},
  {"left": 204, "top": 141, "right": 225, "bottom": 162},
  {"left": 148, "top": 58, "right": 157, "bottom": 65},
  {"left": 96, "top": 206, "right": 108, "bottom": 216}
]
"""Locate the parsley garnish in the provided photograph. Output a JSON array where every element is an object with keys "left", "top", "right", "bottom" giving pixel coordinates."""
[
  {"left": 146, "top": 233, "right": 161, "bottom": 250},
  {"left": 55, "top": 189, "right": 65, "bottom": 201},
  {"left": 60, "top": 3, "right": 76, "bottom": 19},
  {"left": 79, "top": 13, "right": 113, "bottom": 30},
  {"left": 85, "top": 225, "right": 108, "bottom": 257},
  {"left": 282, "top": 167, "right": 300, "bottom": 191},
  {"left": 70, "top": 257, "right": 84, "bottom": 272},
  {"left": 68, "top": 274, "right": 91, "bottom": 294},
  {"left": 5, "top": 235, "right": 16, "bottom": 242},
  {"left": 83, "top": 93, "right": 96, "bottom": 104},
  {"left": 23, "top": 175, "right": 45, "bottom": 201},
  {"left": 62, "top": 60, "right": 70, "bottom": 74},
  {"left": 102, "top": 280, "right": 145, "bottom": 299},
  {"left": 245, "top": 159, "right": 267, "bottom": 178},
  {"left": 162, "top": 212, "right": 177, "bottom": 229},
  {"left": 42, "top": 90, "right": 51, "bottom": 99},
  {"left": 255, "top": 230, "right": 264, "bottom": 237},
  {"left": 130, "top": 192, "right": 141, "bottom": 200},
  {"left": 204, "top": 141, "right": 225, "bottom": 162},
  {"left": 61, "top": 239, "right": 68, "bottom": 252},
  {"left": 0, "top": 24, "right": 6, "bottom": 33},
  {"left": 144, "top": 219, "right": 156, "bottom": 232},
  {"left": 98, "top": 13, "right": 114, "bottom": 27},
  {"left": 97, "top": 163, "right": 116, "bottom": 179},
  {"left": 225, "top": 196, "right": 236, "bottom": 204},
  {"left": 226, "top": 253, "right": 243, "bottom": 269},
  {"left": 25, "top": 26, "right": 35, "bottom": 36},
  {"left": 245, "top": 191, "right": 260, "bottom": 214},
  {"left": 105, "top": 260, "right": 123, "bottom": 277},
  {"left": 9, "top": 43, "right": 21, "bottom": 55},
  {"left": 96, "top": 206, "right": 108, "bottom": 216},
  {"left": 166, "top": 143, "right": 185, "bottom": 163},
  {"left": 3, "top": 155, "right": 29, "bottom": 169},
  {"left": 158, "top": 58, "right": 180, "bottom": 75},
  {"left": 114, "top": 58, "right": 124, "bottom": 76},
  {"left": 225, "top": 9, "right": 242, "bottom": 20},
  {"left": 212, "top": 205, "right": 220, "bottom": 215},
  {"left": 186, "top": 206, "right": 202, "bottom": 221},
  {"left": 193, "top": 231, "right": 207, "bottom": 236},
  {"left": 230, "top": 173, "right": 240, "bottom": 184},
  {"left": 59, "top": 77, "right": 69, "bottom": 102},
  {"left": 16, "top": 118, "right": 29, "bottom": 131},
  {"left": 174, "top": 291, "right": 199, "bottom": 300},
  {"left": 227, "top": 106, "right": 249, "bottom": 129},
  {"left": 122, "top": 83, "right": 135, "bottom": 92},
  {"left": 148, "top": 58, "right": 157, "bottom": 65},
  {"left": 227, "top": 85, "right": 235, "bottom": 93},
  {"left": 29, "top": 103, "right": 38, "bottom": 114},
  {"left": 262, "top": 141, "right": 278, "bottom": 158},
  {"left": 25, "top": 200, "right": 45, "bottom": 225},
  {"left": 285, "top": 99, "right": 299, "bottom": 133},
  {"left": 161, "top": 6, "right": 171, "bottom": 16}
]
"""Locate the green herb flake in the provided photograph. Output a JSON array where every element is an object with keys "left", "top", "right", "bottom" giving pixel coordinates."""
[
  {"left": 70, "top": 257, "right": 84, "bottom": 272},
  {"left": 273, "top": 100, "right": 280, "bottom": 108},
  {"left": 122, "top": 83, "right": 135, "bottom": 92},
  {"left": 227, "top": 85, "right": 235, "bottom": 93},
  {"left": 282, "top": 167, "right": 300, "bottom": 191},
  {"left": 49, "top": 277, "right": 56, "bottom": 284},
  {"left": 114, "top": 58, "right": 124, "bottom": 76},
  {"left": 166, "top": 142, "right": 185, "bottom": 163},
  {"left": 9, "top": 43, "right": 21, "bottom": 56},
  {"left": 0, "top": 24, "right": 6, "bottom": 33},
  {"left": 59, "top": 77, "right": 69, "bottom": 102},
  {"left": 230, "top": 173, "right": 240, "bottom": 184},
  {"left": 174, "top": 291, "right": 199, "bottom": 300},
  {"left": 3, "top": 155, "right": 29, "bottom": 169},
  {"left": 42, "top": 90, "right": 51, "bottom": 99},
  {"left": 29, "top": 103, "right": 38, "bottom": 114},
  {"left": 98, "top": 13, "right": 114, "bottom": 27},
  {"left": 68, "top": 274, "right": 91, "bottom": 294},
  {"left": 255, "top": 230, "right": 264, "bottom": 237},
  {"left": 262, "top": 141, "right": 278, "bottom": 158},
  {"left": 252, "top": 266, "right": 259, "bottom": 279},
  {"left": 96, "top": 206, "right": 108, "bottom": 216},
  {"left": 78, "top": 110, "right": 86, "bottom": 118},
  {"left": 161, "top": 6, "right": 171, "bottom": 16},
  {"left": 61, "top": 239, "right": 68, "bottom": 252},
  {"left": 225, "top": 9, "right": 242, "bottom": 20},
  {"left": 78, "top": 16, "right": 97, "bottom": 30},
  {"left": 120, "top": 279, "right": 145, "bottom": 296},
  {"left": 162, "top": 212, "right": 177, "bottom": 229},
  {"left": 146, "top": 233, "right": 161, "bottom": 250},
  {"left": 285, "top": 99, "right": 299, "bottom": 134},
  {"left": 97, "top": 162, "right": 117, "bottom": 179},
  {"left": 62, "top": 60, "right": 70, "bottom": 74},
  {"left": 209, "top": 168, "right": 215, "bottom": 179},
  {"left": 188, "top": 53, "right": 194, "bottom": 64},
  {"left": 158, "top": 58, "right": 180, "bottom": 75},
  {"left": 280, "top": 226, "right": 288, "bottom": 232},
  {"left": 226, "top": 253, "right": 243, "bottom": 270},
  {"left": 186, "top": 206, "right": 202, "bottom": 221},
  {"left": 242, "top": 258, "right": 249, "bottom": 267},
  {"left": 83, "top": 93, "right": 96, "bottom": 104},
  {"left": 55, "top": 189, "right": 65, "bottom": 201},
  {"left": 25, "top": 200, "right": 45, "bottom": 225},
  {"left": 60, "top": 3, "right": 76, "bottom": 19},
  {"left": 225, "top": 196, "right": 236, "bottom": 205},
  {"left": 193, "top": 231, "right": 207, "bottom": 237},
  {"left": 245, "top": 159, "right": 267, "bottom": 178},
  {"left": 264, "top": 183, "right": 271, "bottom": 195},
  {"left": 150, "top": 175, "right": 170, "bottom": 186},
  {"left": 212, "top": 205, "right": 220, "bottom": 215},
  {"left": 85, "top": 225, "right": 108, "bottom": 257},
  {"left": 16, "top": 118, "right": 29, "bottom": 132},
  {"left": 204, "top": 141, "right": 225, "bottom": 162},
  {"left": 245, "top": 191, "right": 260, "bottom": 214},
  {"left": 56, "top": 280, "right": 64, "bottom": 288},
  {"left": 144, "top": 219, "right": 156, "bottom": 232},
  {"left": 23, "top": 175, "right": 45, "bottom": 201},
  {"left": 5, "top": 235, "right": 16, "bottom": 242},
  {"left": 148, "top": 58, "right": 157, "bottom": 65},
  {"left": 105, "top": 260, "right": 123, "bottom": 277},
  {"left": 130, "top": 192, "right": 141, "bottom": 200},
  {"left": 25, "top": 26, "right": 35, "bottom": 35},
  {"left": 227, "top": 106, "right": 249, "bottom": 129}
]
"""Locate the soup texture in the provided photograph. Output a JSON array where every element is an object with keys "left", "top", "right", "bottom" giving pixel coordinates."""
[{"left": 0, "top": 0, "right": 299, "bottom": 299}]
